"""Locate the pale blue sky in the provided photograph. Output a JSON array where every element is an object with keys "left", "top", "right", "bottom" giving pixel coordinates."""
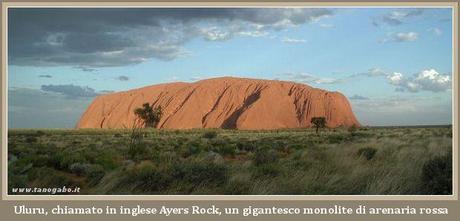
[{"left": 8, "top": 8, "right": 453, "bottom": 128}]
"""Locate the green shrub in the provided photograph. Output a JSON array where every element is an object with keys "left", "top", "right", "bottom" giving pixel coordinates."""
[
  {"left": 86, "top": 164, "right": 106, "bottom": 186},
  {"left": 348, "top": 125, "right": 358, "bottom": 136},
  {"left": 95, "top": 150, "right": 120, "bottom": 170},
  {"left": 201, "top": 151, "right": 224, "bottom": 165},
  {"left": 275, "top": 145, "right": 290, "bottom": 154},
  {"left": 327, "top": 134, "right": 347, "bottom": 144},
  {"left": 203, "top": 131, "right": 218, "bottom": 139},
  {"left": 421, "top": 154, "right": 452, "bottom": 195},
  {"left": 121, "top": 161, "right": 173, "bottom": 192},
  {"left": 35, "top": 130, "right": 46, "bottom": 136},
  {"left": 357, "top": 147, "right": 377, "bottom": 160},
  {"left": 71, "top": 140, "right": 82, "bottom": 145},
  {"left": 8, "top": 174, "right": 28, "bottom": 194},
  {"left": 69, "top": 163, "right": 90, "bottom": 176},
  {"left": 209, "top": 137, "right": 226, "bottom": 146},
  {"left": 9, "top": 158, "right": 33, "bottom": 175},
  {"left": 236, "top": 140, "right": 257, "bottom": 152},
  {"left": 289, "top": 143, "right": 306, "bottom": 150},
  {"left": 49, "top": 154, "right": 63, "bottom": 170},
  {"left": 252, "top": 163, "right": 280, "bottom": 178},
  {"left": 181, "top": 139, "right": 208, "bottom": 156},
  {"left": 216, "top": 144, "right": 236, "bottom": 157},
  {"left": 35, "top": 143, "right": 59, "bottom": 155},
  {"left": 25, "top": 136, "right": 38, "bottom": 143},
  {"left": 224, "top": 173, "right": 252, "bottom": 194},
  {"left": 55, "top": 152, "right": 88, "bottom": 171},
  {"left": 127, "top": 143, "right": 148, "bottom": 162},
  {"left": 253, "top": 149, "right": 278, "bottom": 166},
  {"left": 173, "top": 161, "right": 228, "bottom": 186},
  {"left": 182, "top": 145, "right": 202, "bottom": 158},
  {"left": 29, "top": 154, "right": 52, "bottom": 167},
  {"left": 28, "top": 167, "right": 75, "bottom": 188},
  {"left": 7, "top": 127, "right": 454, "bottom": 195},
  {"left": 156, "top": 151, "right": 179, "bottom": 164}
]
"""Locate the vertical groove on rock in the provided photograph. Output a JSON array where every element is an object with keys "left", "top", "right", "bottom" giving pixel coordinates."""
[
  {"left": 160, "top": 87, "right": 197, "bottom": 128},
  {"left": 221, "top": 88, "right": 263, "bottom": 129},
  {"left": 202, "top": 85, "right": 231, "bottom": 127}
]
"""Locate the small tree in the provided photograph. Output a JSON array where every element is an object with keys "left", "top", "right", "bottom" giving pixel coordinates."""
[
  {"left": 311, "top": 117, "right": 326, "bottom": 134},
  {"left": 134, "top": 103, "right": 162, "bottom": 128},
  {"left": 127, "top": 102, "right": 162, "bottom": 162}
]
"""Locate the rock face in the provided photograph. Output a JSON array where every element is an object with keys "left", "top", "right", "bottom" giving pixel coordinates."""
[{"left": 77, "top": 77, "right": 360, "bottom": 130}]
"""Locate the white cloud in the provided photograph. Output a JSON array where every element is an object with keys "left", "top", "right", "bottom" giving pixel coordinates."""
[
  {"left": 395, "top": 32, "right": 418, "bottom": 41},
  {"left": 387, "top": 72, "right": 404, "bottom": 85},
  {"left": 413, "top": 69, "right": 451, "bottom": 92},
  {"left": 282, "top": 68, "right": 450, "bottom": 93},
  {"left": 200, "top": 27, "right": 232, "bottom": 41},
  {"left": 283, "top": 73, "right": 342, "bottom": 84},
  {"left": 366, "top": 68, "right": 387, "bottom": 77},
  {"left": 200, "top": 26, "right": 269, "bottom": 41},
  {"left": 373, "top": 9, "right": 423, "bottom": 26},
  {"left": 381, "top": 32, "right": 418, "bottom": 43},
  {"left": 314, "top": 67, "right": 451, "bottom": 93},
  {"left": 282, "top": 37, "right": 307, "bottom": 44},
  {"left": 387, "top": 10, "right": 420, "bottom": 21},
  {"left": 238, "top": 30, "right": 268, "bottom": 37},
  {"left": 380, "top": 68, "right": 451, "bottom": 93}
]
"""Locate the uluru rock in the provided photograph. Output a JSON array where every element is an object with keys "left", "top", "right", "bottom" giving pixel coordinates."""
[{"left": 77, "top": 77, "right": 360, "bottom": 130}]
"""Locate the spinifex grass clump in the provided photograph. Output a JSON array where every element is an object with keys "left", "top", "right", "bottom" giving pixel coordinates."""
[
  {"left": 7, "top": 126, "right": 453, "bottom": 195},
  {"left": 421, "top": 153, "right": 452, "bottom": 194},
  {"left": 357, "top": 147, "right": 378, "bottom": 160},
  {"left": 202, "top": 131, "right": 218, "bottom": 139}
]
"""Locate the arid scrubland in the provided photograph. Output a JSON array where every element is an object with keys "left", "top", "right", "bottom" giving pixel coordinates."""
[{"left": 8, "top": 126, "right": 452, "bottom": 195}]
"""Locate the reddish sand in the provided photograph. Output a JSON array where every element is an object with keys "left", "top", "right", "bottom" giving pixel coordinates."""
[{"left": 76, "top": 77, "right": 360, "bottom": 129}]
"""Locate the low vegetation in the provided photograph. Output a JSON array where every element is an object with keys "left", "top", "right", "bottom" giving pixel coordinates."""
[{"left": 8, "top": 126, "right": 452, "bottom": 195}]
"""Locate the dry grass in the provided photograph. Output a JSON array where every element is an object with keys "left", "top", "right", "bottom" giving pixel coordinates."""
[{"left": 8, "top": 126, "right": 452, "bottom": 195}]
